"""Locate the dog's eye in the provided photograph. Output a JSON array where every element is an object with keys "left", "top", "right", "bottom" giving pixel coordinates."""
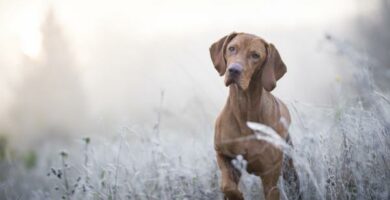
[
  {"left": 228, "top": 46, "right": 236, "bottom": 52},
  {"left": 251, "top": 53, "right": 260, "bottom": 59}
]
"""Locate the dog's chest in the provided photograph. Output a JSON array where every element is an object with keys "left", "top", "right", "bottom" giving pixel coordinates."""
[
  {"left": 215, "top": 122, "right": 264, "bottom": 158},
  {"left": 217, "top": 141, "right": 248, "bottom": 158},
  {"left": 216, "top": 136, "right": 271, "bottom": 163},
  {"left": 215, "top": 112, "right": 280, "bottom": 163}
]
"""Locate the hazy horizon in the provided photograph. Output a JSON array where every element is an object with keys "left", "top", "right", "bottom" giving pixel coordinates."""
[{"left": 0, "top": 0, "right": 385, "bottom": 144}]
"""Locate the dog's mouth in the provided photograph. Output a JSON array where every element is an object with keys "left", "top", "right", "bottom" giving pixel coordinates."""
[{"left": 225, "top": 74, "right": 240, "bottom": 86}]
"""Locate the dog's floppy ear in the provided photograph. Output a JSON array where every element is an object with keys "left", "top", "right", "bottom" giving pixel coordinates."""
[
  {"left": 261, "top": 43, "right": 287, "bottom": 91},
  {"left": 209, "top": 32, "right": 238, "bottom": 76}
]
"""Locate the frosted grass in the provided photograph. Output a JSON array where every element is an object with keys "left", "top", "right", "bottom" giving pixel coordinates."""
[{"left": 0, "top": 35, "right": 389, "bottom": 200}]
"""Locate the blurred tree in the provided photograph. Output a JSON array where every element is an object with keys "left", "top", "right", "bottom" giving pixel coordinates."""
[{"left": 9, "top": 9, "right": 86, "bottom": 143}]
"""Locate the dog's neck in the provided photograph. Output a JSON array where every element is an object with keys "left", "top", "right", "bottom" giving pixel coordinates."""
[{"left": 228, "top": 80, "right": 266, "bottom": 124}]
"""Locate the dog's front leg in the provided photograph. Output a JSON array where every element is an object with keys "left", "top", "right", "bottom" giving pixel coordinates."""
[
  {"left": 216, "top": 153, "right": 244, "bottom": 200},
  {"left": 258, "top": 167, "right": 282, "bottom": 200}
]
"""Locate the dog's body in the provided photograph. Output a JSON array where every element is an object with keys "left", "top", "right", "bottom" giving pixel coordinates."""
[{"left": 210, "top": 33, "right": 297, "bottom": 200}]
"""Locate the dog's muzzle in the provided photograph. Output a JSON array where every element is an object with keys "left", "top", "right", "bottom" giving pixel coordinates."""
[{"left": 226, "top": 63, "right": 243, "bottom": 86}]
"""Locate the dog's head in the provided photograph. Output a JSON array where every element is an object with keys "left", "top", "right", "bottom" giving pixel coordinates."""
[{"left": 209, "top": 32, "right": 286, "bottom": 91}]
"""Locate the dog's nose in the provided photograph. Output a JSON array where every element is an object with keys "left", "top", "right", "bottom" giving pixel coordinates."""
[{"left": 228, "top": 63, "right": 242, "bottom": 75}]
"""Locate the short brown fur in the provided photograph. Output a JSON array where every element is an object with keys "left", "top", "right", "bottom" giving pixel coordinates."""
[{"left": 210, "top": 32, "right": 294, "bottom": 200}]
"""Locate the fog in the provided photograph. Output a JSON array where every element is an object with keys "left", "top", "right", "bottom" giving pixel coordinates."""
[
  {"left": 0, "top": 0, "right": 389, "bottom": 199},
  {"left": 0, "top": 0, "right": 372, "bottom": 142}
]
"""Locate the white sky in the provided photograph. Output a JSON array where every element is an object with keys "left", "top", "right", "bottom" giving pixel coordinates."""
[
  {"left": 0, "top": 0, "right": 366, "bottom": 80},
  {"left": 0, "top": 0, "right": 379, "bottom": 126}
]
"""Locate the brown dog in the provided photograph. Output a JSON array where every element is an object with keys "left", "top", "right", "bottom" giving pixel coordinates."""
[{"left": 210, "top": 32, "right": 297, "bottom": 200}]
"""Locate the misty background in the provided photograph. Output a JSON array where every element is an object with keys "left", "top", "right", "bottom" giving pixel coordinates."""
[
  {"left": 0, "top": 0, "right": 389, "bottom": 199},
  {"left": 0, "top": 0, "right": 387, "bottom": 148}
]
